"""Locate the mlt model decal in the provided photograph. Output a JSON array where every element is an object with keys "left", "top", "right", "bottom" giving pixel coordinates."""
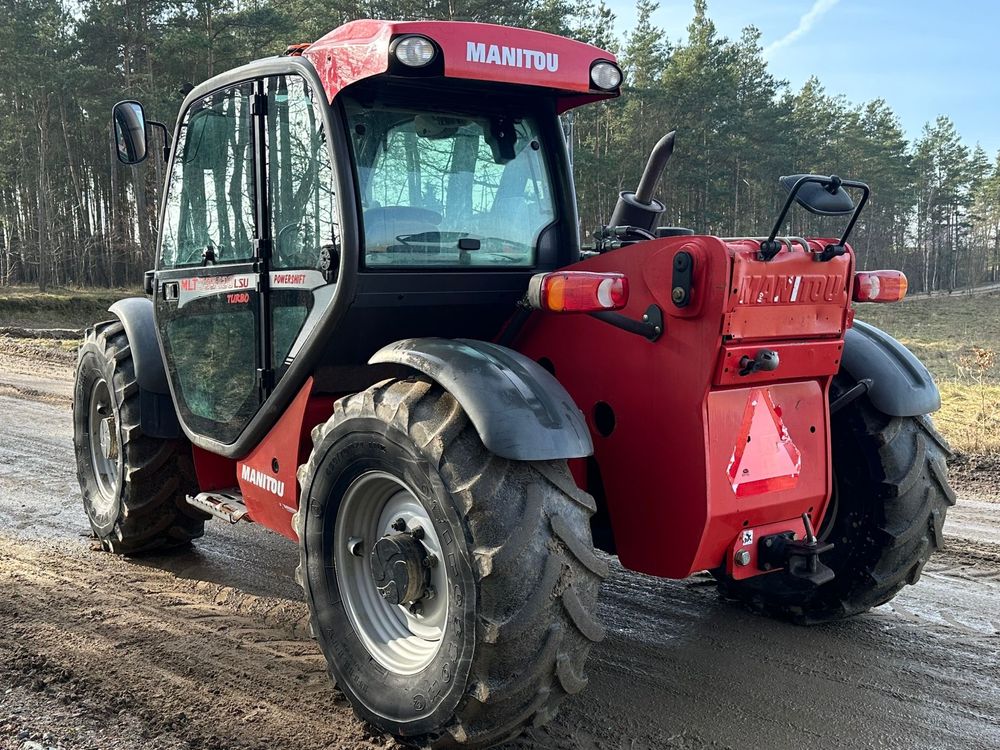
[
  {"left": 466, "top": 41, "right": 558, "bottom": 72},
  {"left": 241, "top": 464, "right": 285, "bottom": 498}
]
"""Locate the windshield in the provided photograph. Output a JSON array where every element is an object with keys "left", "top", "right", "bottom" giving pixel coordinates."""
[{"left": 345, "top": 98, "right": 557, "bottom": 268}]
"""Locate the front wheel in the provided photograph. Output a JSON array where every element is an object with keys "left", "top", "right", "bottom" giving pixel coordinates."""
[
  {"left": 73, "top": 320, "right": 203, "bottom": 554},
  {"left": 296, "top": 378, "right": 607, "bottom": 748},
  {"left": 715, "top": 375, "right": 956, "bottom": 623}
]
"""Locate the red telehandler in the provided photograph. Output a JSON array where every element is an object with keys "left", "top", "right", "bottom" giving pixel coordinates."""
[{"left": 76, "top": 18, "right": 954, "bottom": 748}]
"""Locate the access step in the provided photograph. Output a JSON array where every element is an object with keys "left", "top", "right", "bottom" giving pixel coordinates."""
[{"left": 185, "top": 491, "right": 252, "bottom": 524}]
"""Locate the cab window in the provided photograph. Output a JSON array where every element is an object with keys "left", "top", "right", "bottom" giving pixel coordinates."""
[
  {"left": 345, "top": 98, "right": 556, "bottom": 268},
  {"left": 161, "top": 83, "right": 256, "bottom": 268}
]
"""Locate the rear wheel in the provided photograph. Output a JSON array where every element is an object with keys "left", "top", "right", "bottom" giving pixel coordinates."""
[
  {"left": 296, "top": 377, "right": 607, "bottom": 747},
  {"left": 715, "top": 375, "right": 956, "bottom": 623},
  {"left": 73, "top": 320, "right": 203, "bottom": 554}
]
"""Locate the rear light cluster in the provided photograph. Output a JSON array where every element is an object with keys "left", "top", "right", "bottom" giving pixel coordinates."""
[
  {"left": 853, "top": 270, "right": 908, "bottom": 303},
  {"left": 527, "top": 271, "right": 629, "bottom": 313}
]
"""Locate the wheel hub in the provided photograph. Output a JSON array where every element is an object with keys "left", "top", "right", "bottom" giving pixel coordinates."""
[
  {"left": 371, "top": 528, "right": 431, "bottom": 606},
  {"left": 98, "top": 416, "right": 118, "bottom": 461},
  {"left": 334, "top": 471, "right": 449, "bottom": 675}
]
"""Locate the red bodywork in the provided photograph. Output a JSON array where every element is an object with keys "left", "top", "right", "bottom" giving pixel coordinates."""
[
  {"left": 514, "top": 238, "right": 854, "bottom": 579},
  {"left": 302, "top": 20, "right": 618, "bottom": 111}
]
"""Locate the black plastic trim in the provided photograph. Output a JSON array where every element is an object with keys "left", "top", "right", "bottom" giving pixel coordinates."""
[
  {"left": 108, "top": 298, "right": 181, "bottom": 439},
  {"left": 369, "top": 337, "right": 593, "bottom": 461},
  {"left": 841, "top": 320, "right": 940, "bottom": 416}
]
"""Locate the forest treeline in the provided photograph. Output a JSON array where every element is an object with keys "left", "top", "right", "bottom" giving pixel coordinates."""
[{"left": 2, "top": 0, "right": 999, "bottom": 291}]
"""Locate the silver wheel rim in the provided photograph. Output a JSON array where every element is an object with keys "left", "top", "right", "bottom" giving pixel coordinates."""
[
  {"left": 334, "top": 471, "right": 449, "bottom": 675},
  {"left": 88, "top": 377, "right": 120, "bottom": 513}
]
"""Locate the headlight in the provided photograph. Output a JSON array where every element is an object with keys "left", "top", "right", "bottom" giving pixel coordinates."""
[
  {"left": 590, "top": 61, "right": 622, "bottom": 90},
  {"left": 393, "top": 36, "right": 436, "bottom": 67}
]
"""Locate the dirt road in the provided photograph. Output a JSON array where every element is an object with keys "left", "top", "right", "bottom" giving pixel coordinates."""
[{"left": 1, "top": 356, "right": 999, "bottom": 750}]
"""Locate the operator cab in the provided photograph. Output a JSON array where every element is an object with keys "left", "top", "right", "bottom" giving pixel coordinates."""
[{"left": 113, "top": 20, "right": 621, "bottom": 455}]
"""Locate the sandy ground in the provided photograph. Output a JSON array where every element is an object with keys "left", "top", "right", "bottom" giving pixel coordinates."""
[{"left": 0, "top": 343, "right": 998, "bottom": 750}]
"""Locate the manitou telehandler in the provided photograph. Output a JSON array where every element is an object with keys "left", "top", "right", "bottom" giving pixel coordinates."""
[{"left": 76, "top": 18, "right": 954, "bottom": 748}]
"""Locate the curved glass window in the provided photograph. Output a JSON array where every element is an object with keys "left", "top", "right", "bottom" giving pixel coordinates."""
[{"left": 345, "top": 99, "right": 555, "bottom": 268}]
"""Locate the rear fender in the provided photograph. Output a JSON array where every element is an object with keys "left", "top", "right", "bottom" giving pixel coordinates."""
[
  {"left": 841, "top": 320, "right": 940, "bottom": 416},
  {"left": 369, "top": 337, "right": 593, "bottom": 461},
  {"left": 108, "top": 297, "right": 181, "bottom": 439}
]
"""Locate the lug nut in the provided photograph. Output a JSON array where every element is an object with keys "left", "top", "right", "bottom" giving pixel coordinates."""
[
  {"left": 409, "top": 525, "right": 425, "bottom": 541},
  {"left": 422, "top": 586, "right": 436, "bottom": 600},
  {"left": 423, "top": 553, "right": 438, "bottom": 568},
  {"left": 408, "top": 601, "right": 423, "bottom": 616},
  {"left": 348, "top": 537, "right": 364, "bottom": 557},
  {"left": 734, "top": 550, "right": 751, "bottom": 567},
  {"left": 391, "top": 517, "right": 407, "bottom": 532}
]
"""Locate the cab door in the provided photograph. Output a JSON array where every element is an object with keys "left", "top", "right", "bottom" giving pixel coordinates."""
[
  {"left": 154, "top": 80, "right": 266, "bottom": 445},
  {"left": 154, "top": 74, "right": 340, "bottom": 447}
]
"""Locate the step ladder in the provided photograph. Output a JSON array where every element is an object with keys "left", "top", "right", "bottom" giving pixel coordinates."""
[{"left": 185, "top": 491, "right": 251, "bottom": 524}]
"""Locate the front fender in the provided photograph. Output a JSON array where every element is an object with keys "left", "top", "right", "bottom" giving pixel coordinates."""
[
  {"left": 370, "top": 337, "right": 593, "bottom": 461},
  {"left": 841, "top": 320, "right": 940, "bottom": 416},
  {"left": 108, "top": 297, "right": 181, "bottom": 439}
]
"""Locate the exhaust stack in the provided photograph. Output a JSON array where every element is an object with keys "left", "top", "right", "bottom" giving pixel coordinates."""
[{"left": 608, "top": 130, "right": 676, "bottom": 232}]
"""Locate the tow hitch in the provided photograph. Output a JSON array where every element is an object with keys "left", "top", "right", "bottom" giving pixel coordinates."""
[{"left": 758, "top": 513, "right": 835, "bottom": 586}]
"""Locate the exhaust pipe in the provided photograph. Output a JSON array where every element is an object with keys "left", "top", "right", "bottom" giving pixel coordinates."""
[{"left": 608, "top": 130, "right": 676, "bottom": 233}]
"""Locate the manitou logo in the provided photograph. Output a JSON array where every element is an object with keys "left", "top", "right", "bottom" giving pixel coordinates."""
[
  {"left": 738, "top": 273, "right": 845, "bottom": 305},
  {"left": 466, "top": 41, "right": 559, "bottom": 72},
  {"left": 241, "top": 464, "right": 285, "bottom": 498}
]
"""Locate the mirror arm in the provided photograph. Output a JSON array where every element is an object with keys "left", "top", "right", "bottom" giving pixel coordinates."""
[
  {"left": 760, "top": 175, "right": 811, "bottom": 261},
  {"left": 835, "top": 180, "right": 870, "bottom": 246},
  {"left": 148, "top": 119, "right": 172, "bottom": 160}
]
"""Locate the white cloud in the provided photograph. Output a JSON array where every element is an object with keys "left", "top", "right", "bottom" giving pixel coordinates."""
[{"left": 764, "top": 0, "right": 841, "bottom": 58}]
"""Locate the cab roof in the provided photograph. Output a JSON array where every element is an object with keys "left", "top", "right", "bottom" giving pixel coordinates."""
[{"left": 301, "top": 19, "right": 620, "bottom": 113}]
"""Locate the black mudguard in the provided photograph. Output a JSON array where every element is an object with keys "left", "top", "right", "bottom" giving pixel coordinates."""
[
  {"left": 841, "top": 319, "right": 940, "bottom": 417},
  {"left": 369, "top": 337, "right": 593, "bottom": 461},
  {"left": 108, "top": 297, "right": 181, "bottom": 439}
]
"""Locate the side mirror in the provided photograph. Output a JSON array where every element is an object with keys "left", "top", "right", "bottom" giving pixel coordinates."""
[
  {"left": 779, "top": 174, "right": 855, "bottom": 216},
  {"left": 112, "top": 100, "right": 148, "bottom": 164},
  {"left": 760, "top": 174, "right": 871, "bottom": 261}
]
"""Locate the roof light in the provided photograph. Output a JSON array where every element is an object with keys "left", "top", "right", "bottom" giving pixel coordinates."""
[
  {"left": 393, "top": 35, "right": 436, "bottom": 67},
  {"left": 527, "top": 271, "right": 629, "bottom": 313},
  {"left": 590, "top": 61, "right": 622, "bottom": 91},
  {"left": 853, "top": 270, "right": 908, "bottom": 303}
]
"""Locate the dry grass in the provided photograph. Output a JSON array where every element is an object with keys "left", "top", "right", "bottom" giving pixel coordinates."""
[
  {"left": 856, "top": 291, "right": 1000, "bottom": 454},
  {"left": 0, "top": 286, "right": 141, "bottom": 329}
]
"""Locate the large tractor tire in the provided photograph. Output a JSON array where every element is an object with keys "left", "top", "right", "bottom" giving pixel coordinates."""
[
  {"left": 296, "top": 377, "right": 607, "bottom": 748},
  {"left": 73, "top": 320, "right": 203, "bottom": 554},
  {"left": 715, "top": 374, "right": 956, "bottom": 623}
]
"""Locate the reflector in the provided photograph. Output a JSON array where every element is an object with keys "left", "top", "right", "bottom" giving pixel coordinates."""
[
  {"left": 853, "top": 270, "right": 907, "bottom": 303},
  {"left": 527, "top": 271, "right": 629, "bottom": 313}
]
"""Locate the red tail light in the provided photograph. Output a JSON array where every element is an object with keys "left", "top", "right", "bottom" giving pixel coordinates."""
[
  {"left": 853, "top": 270, "right": 908, "bottom": 303},
  {"left": 527, "top": 271, "right": 629, "bottom": 313}
]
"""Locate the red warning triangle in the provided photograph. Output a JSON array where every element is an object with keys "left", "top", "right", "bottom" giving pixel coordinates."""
[{"left": 727, "top": 389, "right": 801, "bottom": 497}]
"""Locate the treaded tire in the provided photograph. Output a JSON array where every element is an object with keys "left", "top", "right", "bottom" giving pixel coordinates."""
[
  {"left": 73, "top": 319, "right": 204, "bottom": 554},
  {"left": 715, "top": 374, "right": 956, "bottom": 623},
  {"left": 295, "top": 377, "right": 607, "bottom": 748}
]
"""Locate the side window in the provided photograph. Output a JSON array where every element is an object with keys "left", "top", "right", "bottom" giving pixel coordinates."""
[
  {"left": 266, "top": 75, "right": 339, "bottom": 270},
  {"left": 161, "top": 83, "right": 256, "bottom": 268},
  {"left": 265, "top": 75, "right": 339, "bottom": 374}
]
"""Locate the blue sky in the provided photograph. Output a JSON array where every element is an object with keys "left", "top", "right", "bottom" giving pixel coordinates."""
[{"left": 604, "top": 0, "right": 999, "bottom": 159}]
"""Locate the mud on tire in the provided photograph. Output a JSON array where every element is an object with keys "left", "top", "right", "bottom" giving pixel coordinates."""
[
  {"left": 73, "top": 320, "right": 203, "bottom": 554},
  {"left": 296, "top": 377, "right": 607, "bottom": 748},
  {"left": 715, "top": 375, "right": 956, "bottom": 623}
]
